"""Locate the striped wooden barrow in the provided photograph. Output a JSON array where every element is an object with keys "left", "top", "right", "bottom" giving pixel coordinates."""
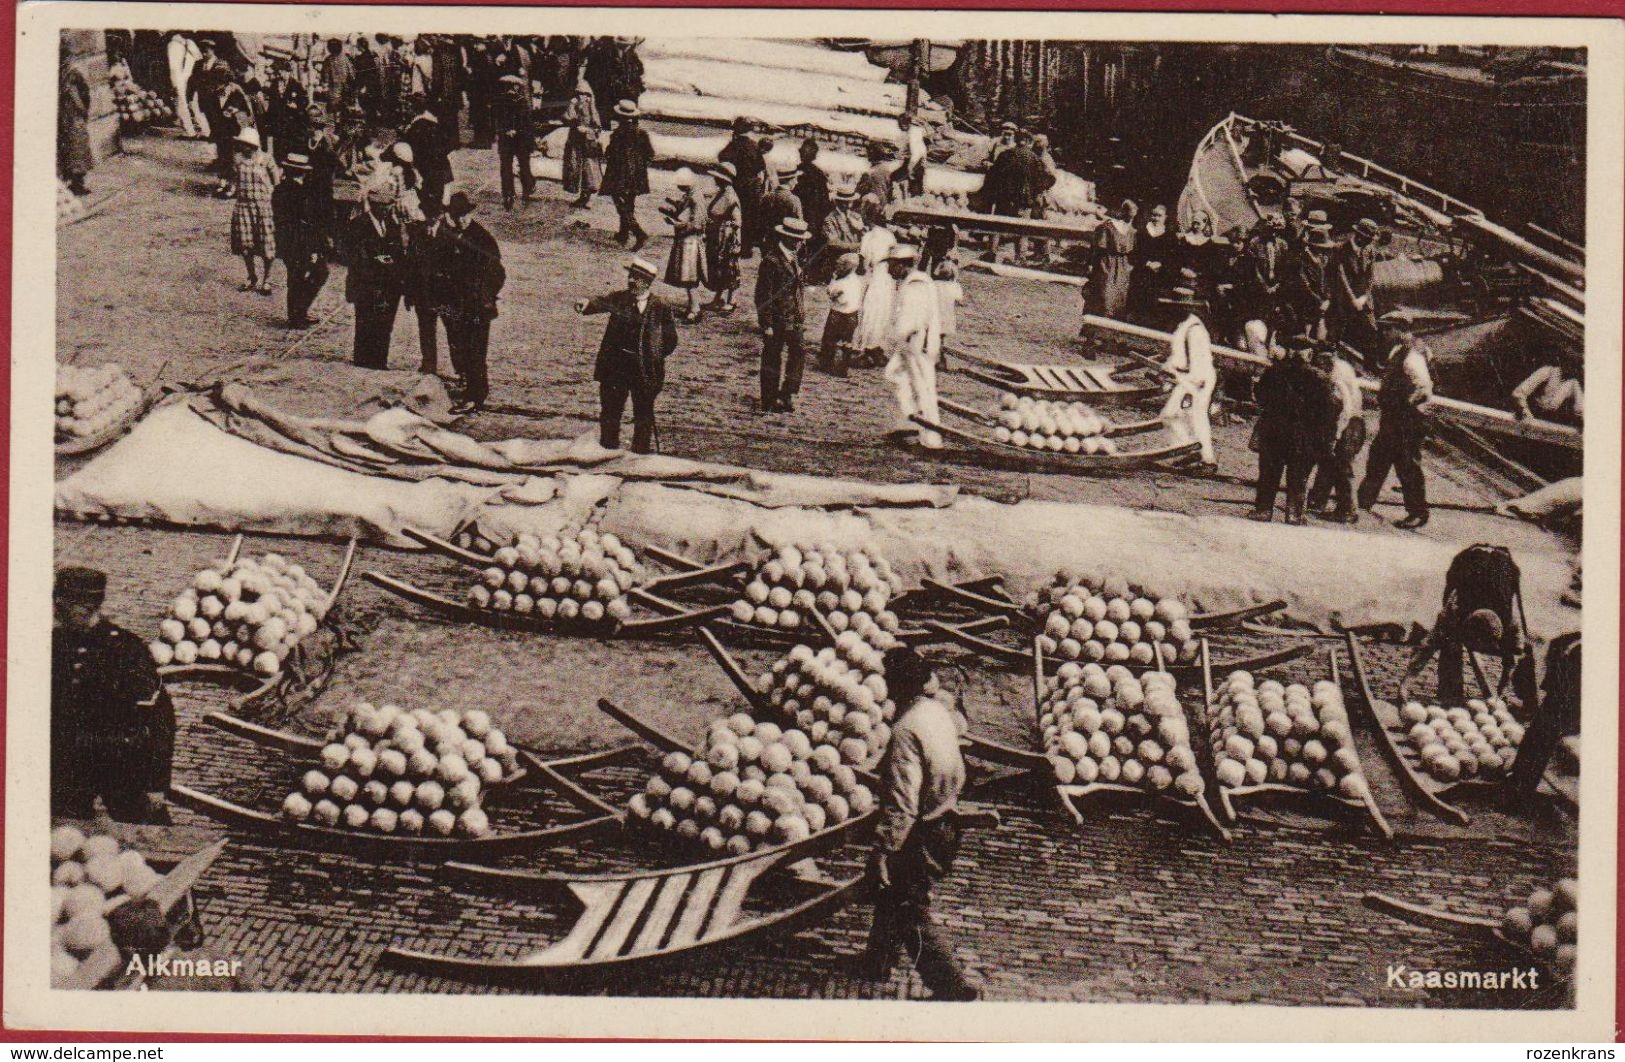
[{"left": 946, "top": 347, "right": 1164, "bottom": 404}]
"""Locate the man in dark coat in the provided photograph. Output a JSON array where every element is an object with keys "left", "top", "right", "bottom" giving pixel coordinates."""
[
  {"left": 429, "top": 35, "right": 465, "bottom": 142},
  {"left": 492, "top": 73, "right": 535, "bottom": 210},
  {"left": 576, "top": 257, "right": 679, "bottom": 453},
  {"left": 814, "top": 185, "right": 865, "bottom": 284},
  {"left": 52, "top": 567, "right": 175, "bottom": 824},
  {"left": 1250, "top": 335, "right": 1332, "bottom": 524},
  {"left": 295, "top": 106, "right": 339, "bottom": 231},
  {"left": 264, "top": 60, "right": 310, "bottom": 160},
  {"left": 374, "top": 34, "right": 405, "bottom": 127},
  {"left": 755, "top": 217, "right": 812, "bottom": 413},
  {"left": 403, "top": 211, "right": 447, "bottom": 374},
  {"left": 795, "top": 137, "right": 832, "bottom": 239},
  {"left": 345, "top": 185, "right": 406, "bottom": 369},
  {"left": 272, "top": 154, "right": 331, "bottom": 328},
  {"left": 1241, "top": 215, "right": 1291, "bottom": 332},
  {"left": 601, "top": 100, "right": 654, "bottom": 249},
  {"left": 58, "top": 50, "right": 94, "bottom": 195},
  {"left": 1286, "top": 214, "right": 1336, "bottom": 340},
  {"left": 756, "top": 163, "right": 804, "bottom": 256},
  {"left": 581, "top": 37, "right": 619, "bottom": 126},
  {"left": 1507, "top": 631, "right": 1579, "bottom": 805},
  {"left": 320, "top": 37, "right": 353, "bottom": 114},
  {"left": 431, "top": 193, "right": 506, "bottom": 414},
  {"left": 465, "top": 39, "right": 497, "bottom": 146},
  {"left": 605, "top": 37, "right": 645, "bottom": 112},
  {"left": 351, "top": 37, "right": 380, "bottom": 120},
  {"left": 403, "top": 97, "right": 453, "bottom": 216},
  {"left": 719, "top": 118, "right": 766, "bottom": 259},
  {"left": 1329, "top": 217, "right": 1383, "bottom": 365}
]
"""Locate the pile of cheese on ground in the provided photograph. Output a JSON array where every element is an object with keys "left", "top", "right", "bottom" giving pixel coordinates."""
[
  {"left": 150, "top": 552, "right": 330, "bottom": 675},
  {"left": 281, "top": 703, "right": 521, "bottom": 838},
  {"left": 1039, "top": 661, "right": 1204, "bottom": 798},
  {"left": 466, "top": 528, "right": 642, "bottom": 626},
  {"left": 56, "top": 364, "right": 143, "bottom": 441},
  {"left": 1397, "top": 697, "right": 1524, "bottom": 783},
  {"left": 51, "top": 827, "right": 163, "bottom": 984},
  {"left": 111, "top": 66, "right": 172, "bottom": 127},
  {"left": 1208, "top": 671, "right": 1371, "bottom": 801},
  {"left": 1028, "top": 573, "right": 1197, "bottom": 666}
]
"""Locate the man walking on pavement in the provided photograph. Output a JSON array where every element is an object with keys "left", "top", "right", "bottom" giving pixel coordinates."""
[
  {"left": 755, "top": 217, "right": 812, "bottom": 413},
  {"left": 1307, "top": 343, "right": 1366, "bottom": 523},
  {"left": 492, "top": 73, "right": 536, "bottom": 210},
  {"left": 861, "top": 646, "right": 980, "bottom": 1001},
  {"left": 434, "top": 192, "right": 506, "bottom": 415},
  {"left": 1358, "top": 327, "right": 1433, "bottom": 529},
  {"left": 576, "top": 258, "right": 678, "bottom": 454},
  {"left": 602, "top": 100, "right": 654, "bottom": 250},
  {"left": 271, "top": 154, "right": 331, "bottom": 329}
]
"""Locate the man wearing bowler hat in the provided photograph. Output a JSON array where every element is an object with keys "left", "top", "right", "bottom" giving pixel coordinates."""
[
  {"left": 576, "top": 257, "right": 679, "bottom": 453},
  {"left": 52, "top": 568, "right": 175, "bottom": 824},
  {"left": 434, "top": 192, "right": 506, "bottom": 415},
  {"left": 755, "top": 216, "right": 812, "bottom": 413}
]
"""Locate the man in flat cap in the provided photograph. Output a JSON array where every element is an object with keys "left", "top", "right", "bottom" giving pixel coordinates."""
[
  {"left": 52, "top": 568, "right": 175, "bottom": 823},
  {"left": 576, "top": 257, "right": 679, "bottom": 453},
  {"left": 433, "top": 192, "right": 506, "bottom": 415}
]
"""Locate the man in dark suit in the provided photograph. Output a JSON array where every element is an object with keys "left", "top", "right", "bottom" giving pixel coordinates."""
[
  {"left": 719, "top": 117, "right": 766, "bottom": 258},
  {"left": 756, "top": 163, "right": 803, "bottom": 256},
  {"left": 345, "top": 184, "right": 406, "bottom": 369},
  {"left": 755, "top": 217, "right": 812, "bottom": 413},
  {"left": 403, "top": 95, "right": 452, "bottom": 216},
  {"left": 271, "top": 154, "right": 331, "bottom": 328},
  {"left": 492, "top": 73, "right": 535, "bottom": 210},
  {"left": 429, "top": 193, "right": 506, "bottom": 414},
  {"left": 576, "top": 257, "right": 678, "bottom": 453},
  {"left": 602, "top": 99, "right": 654, "bottom": 249}
]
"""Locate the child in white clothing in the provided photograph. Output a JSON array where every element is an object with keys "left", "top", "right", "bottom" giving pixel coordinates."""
[{"left": 821, "top": 253, "right": 864, "bottom": 377}]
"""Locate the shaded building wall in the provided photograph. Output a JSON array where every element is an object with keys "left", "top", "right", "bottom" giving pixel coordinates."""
[{"left": 62, "top": 30, "right": 119, "bottom": 163}]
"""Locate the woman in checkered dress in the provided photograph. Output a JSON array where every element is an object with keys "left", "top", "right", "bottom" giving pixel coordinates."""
[{"left": 230, "top": 129, "right": 280, "bottom": 294}]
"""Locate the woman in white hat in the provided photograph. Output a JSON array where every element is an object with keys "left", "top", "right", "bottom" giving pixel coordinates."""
[
  {"left": 562, "top": 77, "right": 603, "bottom": 209},
  {"left": 852, "top": 194, "right": 898, "bottom": 366},
  {"left": 663, "top": 168, "right": 708, "bottom": 322},
  {"left": 229, "top": 127, "right": 280, "bottom": 295}
]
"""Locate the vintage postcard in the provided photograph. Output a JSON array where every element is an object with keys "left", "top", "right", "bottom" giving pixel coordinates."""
[{"left": 7, "top": 0, "right": 1621, "bottom": 1041}]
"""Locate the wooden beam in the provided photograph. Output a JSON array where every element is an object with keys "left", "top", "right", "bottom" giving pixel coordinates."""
[{"left": 1079, "top": 315, "right": 1582, "bottom": 452}]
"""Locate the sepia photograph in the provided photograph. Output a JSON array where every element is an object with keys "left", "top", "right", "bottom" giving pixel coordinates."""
[{"left": 10, "top": 1, "right": 1621, "bottom": 1041}]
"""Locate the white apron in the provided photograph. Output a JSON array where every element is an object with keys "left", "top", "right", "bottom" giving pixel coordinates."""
[{"left": 1160, "top": 313, "right": 1217, "bottom": 464}]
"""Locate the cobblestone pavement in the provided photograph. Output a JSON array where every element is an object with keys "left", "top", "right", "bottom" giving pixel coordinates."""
[{"left": 55, "top": 522, "right": 1577, "bottom": 1006}]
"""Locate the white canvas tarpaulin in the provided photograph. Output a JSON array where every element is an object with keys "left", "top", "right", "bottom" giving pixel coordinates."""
[
  {"left": 639, "top": 90, "right": 916, "bottom": 144},
  {"left": 640, "top": 38, "right": 892, "bottom": 82}
]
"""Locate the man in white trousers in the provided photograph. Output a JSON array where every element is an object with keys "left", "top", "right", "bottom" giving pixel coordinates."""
[
  {"left": 167, "top": 32, "right": 207, "bottom": 139},
  {"left": 1159, "top": 284, "right": 1217, "bottom": 469},
  {"left": 885, "top": 245, "right": 944, "bottom": 450}
]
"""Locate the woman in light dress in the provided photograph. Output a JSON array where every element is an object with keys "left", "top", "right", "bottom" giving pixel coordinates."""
[{"left": 852, "top": 194, "right": 897, "bottom": 366}]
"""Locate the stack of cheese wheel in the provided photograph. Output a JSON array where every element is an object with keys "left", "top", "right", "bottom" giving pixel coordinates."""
[
  {"left": 1029, "top": 573, "right": 1198, "bottom": 666},
  {"left": 991, "top": 394, "right": 1119, "bottom": 455},
  {"left": 280, "top": 702, "right": 521, "bottom": 838},
  {"left": 56, "top": 364, "right": 144, "bottom": 442},
  {"left": 1501, "top": 879, "right": 1577, "bottom": 979},
  {"left": 731, "top": 544, "right": 904, "bottom": 636},
  {"left": 464, "top": 528, "right": 642, "bottom": 628},
  {"left": 1039, "top": 661, "right": 1205, "bottom": 799},
  {"left": 150, "top": 552, "right": 330, "bottom": 675},
  {"left": 1210, "top": 672, "right": 1372, "bottom": 802},
  {"left": 51, "top": 826, "right": 162, "bottom": 985},
  {"left": 1397, "top": 697, "right": 1524, "bottom": 784}
]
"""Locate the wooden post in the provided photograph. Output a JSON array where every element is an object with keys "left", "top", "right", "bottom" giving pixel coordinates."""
[{"left": 906, "top": 38, "right": 924, "bottom": 122}]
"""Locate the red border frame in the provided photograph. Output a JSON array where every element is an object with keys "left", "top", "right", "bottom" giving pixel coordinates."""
[{"left": 6, "top": 0, "right": 1621, "bottom": 1042}]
